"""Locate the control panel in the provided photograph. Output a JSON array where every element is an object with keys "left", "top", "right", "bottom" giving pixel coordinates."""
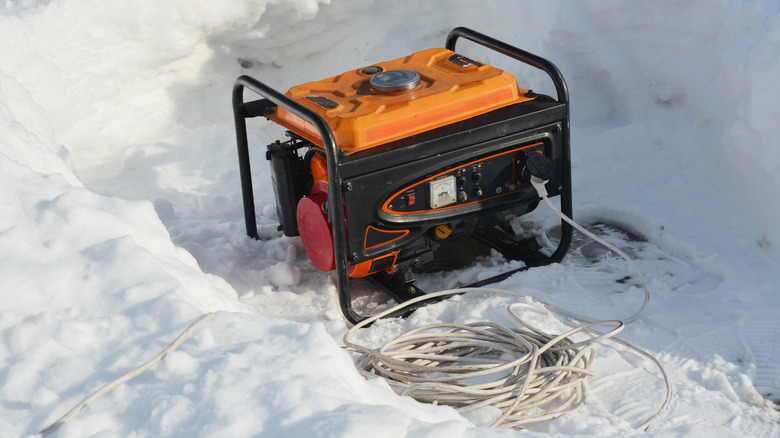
[{"left": 381, "top": 142, "right": 545, "bottom": 215}]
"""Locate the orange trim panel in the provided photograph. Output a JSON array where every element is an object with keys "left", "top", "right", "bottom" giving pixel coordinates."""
[
  {"left": 349, "top": 251, "right": 399, "bottom": 278},
  {"left": 364, "top": 226, "right": 410, "bottom": 250}
]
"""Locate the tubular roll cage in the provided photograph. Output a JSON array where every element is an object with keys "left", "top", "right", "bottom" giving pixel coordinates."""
[{"left": 232, "top": 27, "right": 573, "bottom": 324}]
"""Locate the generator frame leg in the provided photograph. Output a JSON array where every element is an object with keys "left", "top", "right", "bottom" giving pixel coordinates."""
[
  {"left": 232, "top": 27, "right": 573, "bottom": 325},
  {"left": 232, "top": 76, "right": 361, "bottom": 323}
]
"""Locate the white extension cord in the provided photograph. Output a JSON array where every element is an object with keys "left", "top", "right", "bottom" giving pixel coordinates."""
[
  {"left": 39, "top": 312, "right": 215, "bottom": 437},
  {"left": 343, "top": 176, "right": 671, "bottom": 430}
]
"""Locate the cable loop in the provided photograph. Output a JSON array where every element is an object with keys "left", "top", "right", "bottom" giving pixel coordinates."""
[{"left": 344, "top": 291, "right": 635, "bottom": 428}]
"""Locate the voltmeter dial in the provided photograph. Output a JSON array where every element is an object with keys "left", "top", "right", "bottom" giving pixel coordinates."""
[{"left": 429, "top": 175, "right": 457, "bottom": 208}]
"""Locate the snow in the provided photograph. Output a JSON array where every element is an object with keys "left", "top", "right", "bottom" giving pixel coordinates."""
[{"left": 1, "top": 0, "right": 780, "bottom": 436}]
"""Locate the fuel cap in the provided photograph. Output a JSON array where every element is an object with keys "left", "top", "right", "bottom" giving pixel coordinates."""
[{"left": 369, "top": 69, "right": 420, "bottom": 93}]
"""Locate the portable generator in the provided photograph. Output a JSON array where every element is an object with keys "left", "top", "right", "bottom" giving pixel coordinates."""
[{"left": 232, "top": 27, "right": 572, "bottom": 323}]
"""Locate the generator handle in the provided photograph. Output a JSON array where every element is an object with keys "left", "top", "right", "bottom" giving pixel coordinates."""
[
  {"left": 445, "top": 27, "right": 573, "bottom": 265},
  {"left": 232, "top": 75, "right": 360, "bottom": 323},
  {"left": 445, "top": 27, "right": 569, "bottom": 105}
]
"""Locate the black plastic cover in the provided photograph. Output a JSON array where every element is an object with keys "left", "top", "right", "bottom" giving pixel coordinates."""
[{"left": 266, "top": 143, "right": 304, "bottom": 237}]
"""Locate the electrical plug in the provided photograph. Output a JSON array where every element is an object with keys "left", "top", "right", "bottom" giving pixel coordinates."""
[
  {"left": 519, "top": 152, "right": 553, "bottom": 198},
  {"left": 521, "top": 151, "right": 553, "bottom": 182},
  {"left": 530, "top": 176, "right": 549, "bottom": 198}
]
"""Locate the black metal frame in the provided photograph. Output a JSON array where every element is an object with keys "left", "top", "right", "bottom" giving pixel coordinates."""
[{"left": 232, "top": 27, "right": 573, "bottom": 324}]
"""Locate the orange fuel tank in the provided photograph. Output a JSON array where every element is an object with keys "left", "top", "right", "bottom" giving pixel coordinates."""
[{"left": 266, "top": 47, "right": 535, "bottom": 153}]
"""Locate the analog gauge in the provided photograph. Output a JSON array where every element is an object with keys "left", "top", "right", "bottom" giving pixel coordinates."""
[{"left": 429, "top": 175, "right": 457, "bottom": 208}]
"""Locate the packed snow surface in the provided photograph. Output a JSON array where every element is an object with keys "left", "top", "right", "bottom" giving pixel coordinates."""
[{"left": 2, "top": 0, "right": 780, "bottom": 436}]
